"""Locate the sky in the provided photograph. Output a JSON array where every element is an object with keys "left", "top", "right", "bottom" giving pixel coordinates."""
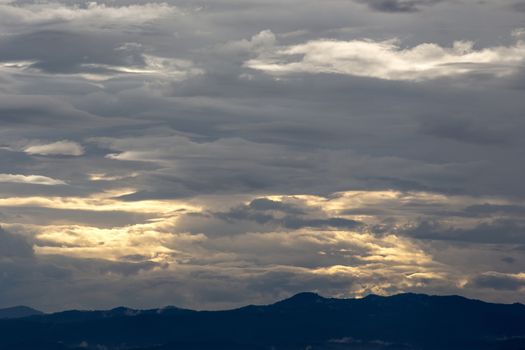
[{"left": 0, "top": 0, "right": 525, "bottom": 312}]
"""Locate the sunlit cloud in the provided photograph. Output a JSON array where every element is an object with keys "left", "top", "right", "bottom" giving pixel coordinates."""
[
  {"left": 246, "top": 34, "right": 525, "bottom": 81},
  {"left": 73, "top": 55, "right": 204, "bottom": 81},
  {"left": 0, "top": 189, "right": 201, "bottom": 214},
  {"left": 33, "top": 221, "right": 186, "bottom": 261},
  {"left": 0, "top": 173, "right": 66, "bottom": 186},
  {"left": 29, "top": 222, "right": 446, "bottom": 297},
  {"left": 24, "top": 140, "right": 85, "bottom": 156},
  {"left": 1, "top": 188, "right": 523, "bottom": 308},
  {"left": 0, "top": 60, "right": 35, "bottom": 70},
  {"left": 89, "top": 173, "right": 139, "bottom": 181}
]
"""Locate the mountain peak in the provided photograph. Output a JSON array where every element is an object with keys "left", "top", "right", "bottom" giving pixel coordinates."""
[
  {"left": 0, "top": 306, "right": 43, "bottom": 319},
  {"left": 276, "top": 292, "right": 326, "bottom": 306}
]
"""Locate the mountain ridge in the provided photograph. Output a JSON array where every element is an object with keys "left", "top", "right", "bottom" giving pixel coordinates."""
[
  {"left": 8, "top": 291, "right": 523, "bottom": 316},
  {"left": 1, "top": 293, "right": 525, "bottom": 350}
]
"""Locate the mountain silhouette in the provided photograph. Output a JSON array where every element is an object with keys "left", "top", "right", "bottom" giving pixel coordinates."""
[
  {"left": 1, "top": 293, "right": 525, "bottom": 350},
  {"left": 0, "top": 305, "right": 43, "bottom": 319}
]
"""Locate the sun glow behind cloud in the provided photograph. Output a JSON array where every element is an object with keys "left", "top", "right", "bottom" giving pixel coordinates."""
[{"left": 2, "top": 188, "right": 520, "bottom": 306}]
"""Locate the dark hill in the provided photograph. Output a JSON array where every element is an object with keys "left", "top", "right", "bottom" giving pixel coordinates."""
[
  {"left": 1, "top": 293, "right": 524, "bottom": 350},
  {"left": 0, "top": 306, "right": 43, "bottom": 319}
]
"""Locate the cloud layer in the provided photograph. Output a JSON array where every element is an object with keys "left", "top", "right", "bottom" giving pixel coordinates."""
[{"left": 0, "top": 0, "right": 524, "bottom": 311}]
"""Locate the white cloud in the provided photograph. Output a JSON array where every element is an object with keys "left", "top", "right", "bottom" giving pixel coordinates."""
[
  {"left": 221, "top": 30, "right": 277, "bottom": 54},
  {"left": 24, "top": 140, "right": 85, "bottom": 156},
  {"left": 0, "top": 174, "right": 66, "bottom": 186},
  {"left": 0, "top": 2, "right": 179, "bottom": 31},
  {"left": 246, "top": 35, "right": 525, "bottom": 81}
]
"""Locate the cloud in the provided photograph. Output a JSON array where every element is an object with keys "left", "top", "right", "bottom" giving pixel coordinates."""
[
  {"left": 246, "top": 35, "right": 525, "bottom": 81},
  {"left": 0, "top": 94, "right": 100, "bottom": 126},
  {"left": 0, "top": 190, "right": 524, "bottom": 310},
  {"left": 0, "top": 173, "right": 66, "bottom": 186},
  {"left": 512, "top": 2, "right": 525, "bottom": 12},
  {"left": 463, "top": 204, "right": 525, "bottom": 217},
  {"left": 0, "top": 2, "right": 179, "bottom": 31},
  {"left": 0, "top": 191, "right": 452, "bottom": 310},
  {"left": 420, "top": 118, "right": 507, "bottom": 145},
  {"left": 0, "top": 225, "right": 168, "bottom": 309},
  {"left": 0, "top": 2, "right": 201, "bottom": 81},
  {"left": 248, "top": 198, "right": 305, "bottom": 214},
  {"left": 214, "top": 198, "right": 362, "bottom": 231},
  {"left": 469, "top": 272, "right": 525, "bottom": 291},
  {"left": 402, "top": 219, "right": 525, "bottom": 244},
  {"left": 355, "top": 0, "right": 442, "bottom": 12},
  {"left": 0, "top": 0, "right": 524, "bottom": 310},
  {"left": 24, "top": 140, "right": 85, "bottom": 156},
  {"left": 221, "top": 30, "right": 277, "bottom": 55},
  {"left": 0, "top": 226, "right": 33, "bottom": 258},
  {"left": 0, "top": 30, "right": 203, "bottom": 80}
]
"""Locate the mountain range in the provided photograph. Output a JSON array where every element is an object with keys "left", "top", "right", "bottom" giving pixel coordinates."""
[{"left": 1, "top": 293, "right": 525, "bottom": 350}]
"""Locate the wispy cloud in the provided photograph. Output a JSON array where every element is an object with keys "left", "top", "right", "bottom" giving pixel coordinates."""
[{"left": 0, "top": 173, "right": 66, "bottom": 185}]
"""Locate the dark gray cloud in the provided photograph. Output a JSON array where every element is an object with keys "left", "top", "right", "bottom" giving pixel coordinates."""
[
  {"left": 0, "top": 94, "right": 100, "bottom": 126},
  {"left": 463, "top": 204, "right": 525, "bottom": 217},
  {"left": 214, "top": 198, "right": 362, "bottom": 232},
  {"left": 420, "top": 118, "right": 508, "bottom": 145},
  {"left": 402, "top": 219, "right": 525, "bottom": 244},
  {"left": 0, "top": 226, "right": 33, "bottom": 258},
  {"left": 501, "top": 257, "right": 516, "bottom": 264},
  {"left": 512, "top": 1, "right": 525, "bottom": 12},
  {"left": 248, "top": 198, "right": 305, "bottom": 214},
  {"left": 356, "top": 0, "right": 442, "bottom": 12},
  {"left": 0, "top": 30, "right": 143, "bottom": 74},
  {"left": 469, "top": 272, "right": 525, "bottom": 291}
]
